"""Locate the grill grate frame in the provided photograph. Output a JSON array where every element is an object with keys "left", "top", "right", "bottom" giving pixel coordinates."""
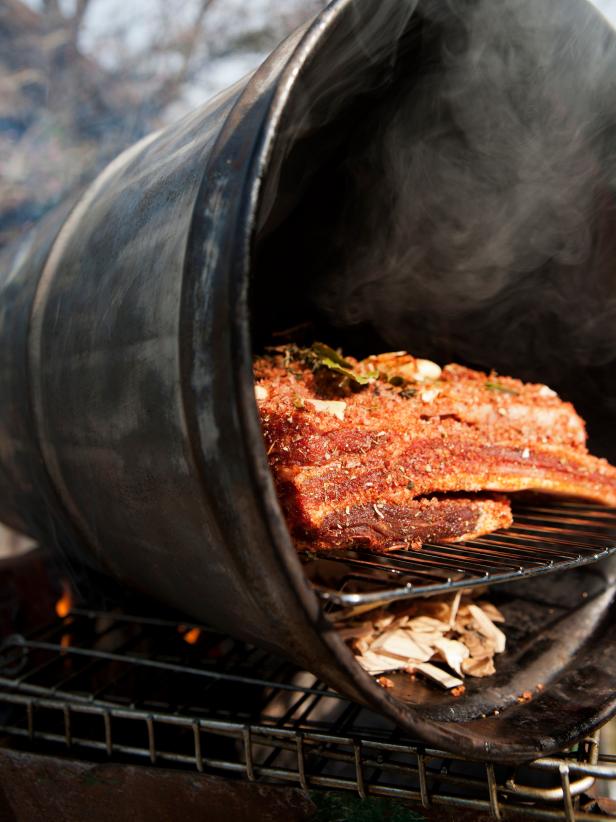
[
  {"left": 301, "top": 500, "right": 616, "bottom": 611},
  {"left": 0, "top": 607, "right": 615, "bottom": 820}
]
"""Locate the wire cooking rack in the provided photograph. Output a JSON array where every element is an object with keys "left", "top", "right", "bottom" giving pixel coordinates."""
[
  {"left": 302, "top": 500, "right": 616, "bottom": 610},
  {"left": 0, "top": 606, "right": 616, "bottom": 821}
]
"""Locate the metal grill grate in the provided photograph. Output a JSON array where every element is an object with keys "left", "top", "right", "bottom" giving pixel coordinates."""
[
  {"left": 0, "top": 607, "right": 616, "bottom": 820},
  {"left": 302, "top": 500, "right": 616, "bottom": 610}
]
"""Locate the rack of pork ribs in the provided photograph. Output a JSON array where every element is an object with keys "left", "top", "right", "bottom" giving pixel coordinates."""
[{"left": 254, "top": 345, "right": 616, "bottom": 556}]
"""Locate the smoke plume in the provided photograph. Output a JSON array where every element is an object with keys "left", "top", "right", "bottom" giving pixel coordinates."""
[{"left": 310, "top": 0, "right": 616, "bottom": 387}]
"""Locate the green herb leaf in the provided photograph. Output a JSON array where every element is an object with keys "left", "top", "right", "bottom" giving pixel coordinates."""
[
  {"left": 311, "top": 343, "right": 374, "bottom": 386},
  {"left": 311, "top": 342, "right": 353, "bottom": 368},
  {"left": 485, "top": 381, "right": 519, "bottom": 396},
  {"left": 321, "top": 358, "right": 373, "bottom": 384}
]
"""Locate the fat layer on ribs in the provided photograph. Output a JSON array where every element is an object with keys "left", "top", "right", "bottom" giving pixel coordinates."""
[{"left": 254, "top": 348, "right": 616, "bottom": 552}]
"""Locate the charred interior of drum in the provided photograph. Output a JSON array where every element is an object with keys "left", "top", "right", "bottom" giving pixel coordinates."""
[{"left": 248, "top": 3, "right": 616, "bottom": 696}]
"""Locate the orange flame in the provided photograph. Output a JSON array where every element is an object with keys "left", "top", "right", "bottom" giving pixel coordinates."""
[
  {"left": 183, "top": 627, "right": 201, "bottom": 645},
  {"left": 55, "top": 582, "right": 73, "bottom": 619}
]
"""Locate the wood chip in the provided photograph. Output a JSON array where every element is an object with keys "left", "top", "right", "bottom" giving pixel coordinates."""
[
  {"left": 371, "top": 612, "right": 398, "bottom": 632},
  {"left": 334, "top": 621, "right": 374, "bottom": 641},
  {"left": 389, "top": 615, "right": 410, "bottom": 630},
  {"left": 356, "top": 651, "right": 404, "bottom": 674},
  {"left": 462, "top": 656, "right": 496, "bottom": 677},
  {"left": 411, "top": 600, "right": 450, "bottom": 623},
  {"left": 449, "top": 590, "right": 462, "bottom": 627},
  {"left": 349, "top": 592, "right": 506, "bottom": 685},
  {"left": 477, "top": 601, "right": 506, "bottom": 623},
  {"left": 459, "top": 630, "right": 495, "bottom": 659},
  {"left": 455, "top": 603, "right": 473, "bottom": 622},
  {"left": 434, "top": 637, "right": 470, "bottom": 676},
  {"left": 351, "top": 637, "right": 371, "bottom": 656},
  {"left": 453, "top": 618, "right": 471, "bottom": 635},
  {"left": 406, "top": 616, "right": 449, "bottom": 634},
  {"left": 405, "top": 629, "right": 446, "bottom": 648},
  {"left": 468, "top": 604, "right": 506, "bottom": 653},
  {"left": 370, "top": 629, "right": 433, "bottom": 662},
  {"left": 377, "top": 676, "right": 395, "bottom": 689},
  {"left": 413, "top": 662, "right": 464, "bottom": 690}
]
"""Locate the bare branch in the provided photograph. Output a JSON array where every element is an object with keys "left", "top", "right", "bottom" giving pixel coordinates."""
[
  {"left": 68, "top": 0, "right": 92, "bottom": 44},
  {"left": 154, "top": 0, "right": 218, "bottom": 109},
  {"left": 42, "top": 0, "right": 62, "bottom": 16},
  {"left": 73, "top": 0, "right": 92, "bottom": 29},
  {"left": 179, "top": 0, "right": 217, "bottom": 65}
]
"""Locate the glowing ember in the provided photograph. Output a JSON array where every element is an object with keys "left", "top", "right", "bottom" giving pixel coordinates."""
[
  {"left": 183, "top": 627, "right": 201, "bottom": 645},
  {"left": 55, "top": 583, "right": 73, "bottom": 619}
]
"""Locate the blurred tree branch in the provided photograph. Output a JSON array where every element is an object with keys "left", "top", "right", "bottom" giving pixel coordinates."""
[
  {"left": 156, "top": 0, "right": 218, "bottom": 109},
  {"left": 1, "top": 0, "right": 136, "bottom": 137},
  {"left": 0, "top": 0, "right": 328, "bottom": 248},
  {"left": 70, "top": 0, "right": 92, "bottom": 42}
]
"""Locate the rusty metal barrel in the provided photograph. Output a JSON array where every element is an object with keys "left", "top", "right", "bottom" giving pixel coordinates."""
[{"left": 1, "top": 0, "right": 616, "bottom": 761}]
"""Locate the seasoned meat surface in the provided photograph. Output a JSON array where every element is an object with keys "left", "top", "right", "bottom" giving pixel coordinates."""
[
  {"left": 254, "top": 346, "right": 616, "bottom": 552},
  {"left": 295, "top": 495, "right": 513, "bottom": 552}
]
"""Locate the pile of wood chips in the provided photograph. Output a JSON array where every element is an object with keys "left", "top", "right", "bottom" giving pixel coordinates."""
[{"left": 337, "top": 590, "right": 506, "bottom": 691}]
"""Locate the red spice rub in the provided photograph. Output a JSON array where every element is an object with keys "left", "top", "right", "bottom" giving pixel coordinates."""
[
  {"left": 295, "top": 495, "right": 512, "bottom": 552},
  {"left": 254, "top": 347, "right": 616, "bottom": 552}
]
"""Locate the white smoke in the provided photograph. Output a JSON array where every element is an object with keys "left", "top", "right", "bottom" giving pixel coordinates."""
[{"left": 309, "top": 0, "right": 616, "bottom": 386}]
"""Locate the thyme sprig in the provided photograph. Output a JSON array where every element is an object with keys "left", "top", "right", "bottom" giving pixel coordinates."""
[
  {"left": 266, "top": 343, "right": 417, "bottom": 393},
  {"left": 485, "top": 381, "right": 519, "bottom": 396}
]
